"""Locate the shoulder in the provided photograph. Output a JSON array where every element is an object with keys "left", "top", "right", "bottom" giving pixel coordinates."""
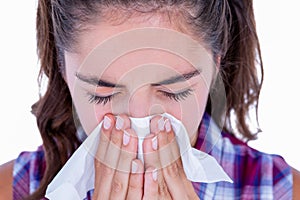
[
  {"left": 220, "top": 133, "right": 293, "bottom": 187},
  {"left": 292, "top": 167, "right": 300, "bottom": 199},
  {"left": 4, "top": 147, "right": 46, "bottom": 199},
  {"left": 13, "top": 146, "right": 45, "bottom": 172},
  {"left": 13, "top": 147, "right": 46, "bottom": 198},
  {"left": 222, "top": 132, "right": 292, "bottom": 173},
  {"left": 13, "top": 147, "right": 45, "bottom": 181},
  {"left": 0, "top": 160, "right": 14, "bottom": 200}
]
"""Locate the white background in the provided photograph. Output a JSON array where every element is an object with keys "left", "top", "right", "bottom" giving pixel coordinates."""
[{"left": 0, "top": 1, "right": 299, "bottom": 171}]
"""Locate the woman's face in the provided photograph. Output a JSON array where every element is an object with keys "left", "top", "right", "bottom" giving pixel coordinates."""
[{"left": 64, "top": 14, "right": 216, "bottom": 145}]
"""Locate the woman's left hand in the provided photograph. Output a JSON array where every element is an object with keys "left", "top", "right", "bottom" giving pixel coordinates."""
[{"left": 142, "top": 116, "right": 200, "bottom": 200}]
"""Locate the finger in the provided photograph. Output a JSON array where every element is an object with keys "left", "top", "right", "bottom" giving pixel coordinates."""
[
  {"left": 142, "top": 115, "right": 164, "bottom": 170},
  {"left": 157, "top": 169, "right": 172, "bottom": 199},
  {"left": 116, "top": 128, "right": 138, "bottom": 172},
  {"left": 115, "top": 114, "right": 131, "bottom": 131},
  {"left": 177, "top": 163, "right": 199, "bottom": 200},
  {"left": 156, "top": 118, "right": 176, "bottom": 199},
  {"left": 143, "top": 167, "right": 158, "bottom": 200},
  {"left": 95, "top": 114, "right": 115, "bottom": 164},
  {"left": 157, "top": 118, "right": 176, "bottom": 168},
  {"left": 104, "top": 114, "right": 131, "bottom": 169},
  {"left": 143, "top": 133, "right": 160, "bottom": 170},
  {"left": 96, "top": 115, "right": 128, "bottom": 199},
  {"left": 126, "top": 159, "right": 144, "bottom": 200},
  {"left": 93, "top": 162, "right": 114, "bottom": 200},
  {"left": 166, "top": 119, "right": 183, "bottom": 170},
  {"left": 150, "top": 115, "right": 164, "bottom": 134},
  {"left": 110, "top": 128, "right": 138, "bottom": 199},
  {"left": 162, "top": 161, "right": 187, "bottom": 200},
  {"left": 163, "top": 120, "right": 197, "bottom": 200},
  {"left": 93, "top": 114, "right": 115, "bottom": 200}
]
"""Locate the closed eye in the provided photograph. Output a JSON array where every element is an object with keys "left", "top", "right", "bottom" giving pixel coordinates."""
[
  {"left": 86, "top": 92, "right": 115, "bottom": 105},
  {"left": 159, "top": 89, "right": 193, "bottom": 102},
  {"left": 86, "top": 88, "right": 193, "bottom": 105}
]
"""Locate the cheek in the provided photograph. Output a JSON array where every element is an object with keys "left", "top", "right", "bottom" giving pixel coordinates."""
[
  {"left": 183, "top": 88, "right": 208, "bottom": 140},
  {"left": 71, "top": 92, "right": 96, "bottom": 136},
  {"left": 69, "top": 83, "right": 110, "bottom": 136},
  {"left": 65, "top": 57, "right": 111, "bottom": 136},
  {"left": 163, "top": 86, "right": 209, "bottom": 140}
]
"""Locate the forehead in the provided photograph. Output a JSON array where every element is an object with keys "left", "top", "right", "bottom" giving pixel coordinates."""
[
  {"left": 72, "top": 15, "right": 211, "bottom": 62},
  {"left": 66, "top": 17, "right": 214, "bottom": 83},
  {"left": 106, "top": 48, "right": 195, "bottom": 76},
  {"left": 75, "top": 13, "right": 194, "bottom": 56}
]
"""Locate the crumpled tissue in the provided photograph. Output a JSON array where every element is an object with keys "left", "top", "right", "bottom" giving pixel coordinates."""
[{"left": 46, "top": 113, "right": 232, "bottom": 199}]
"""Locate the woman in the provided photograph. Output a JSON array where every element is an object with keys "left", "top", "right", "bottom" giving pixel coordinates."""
[{"left": 0, "top": 0, "right": 299, "bottom": 199}]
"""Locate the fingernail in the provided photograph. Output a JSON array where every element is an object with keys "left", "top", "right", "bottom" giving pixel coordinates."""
[
  {"left": 165, "top": 119, "right": 171, "bottom": 133},
  {"left": 152, "top": 169, "right": 158, "bottom": 181},
  {"left": 158, "top": 117, "right": 165, "bottom": 131},
  {"left": 131, "top": 160, "right": 138, "bottom": 173},
  {"left": 116, "top": 116, "right": 124, "bottom": 130},
  {"left": 123, "top": 130, "right": 130, "bottom": 146},
  {"left": 103, "top": 116, "right": 111, "bottom": 130},
  {"left": 152, "top": 136, "right": 158, "bottom": 150}
]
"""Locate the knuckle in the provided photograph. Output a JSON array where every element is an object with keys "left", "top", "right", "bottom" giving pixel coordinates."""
[
  {"left": 111, "top": 134, "right": 122, "bottom": 145},
  {"left": 94, "top": 160, "right": 102, "bottom": 169},
  {"left": 158, "top": 181, "right": 169, "bottom": 197},
  {"left": 95, "top": 150, "right": 105, "bottom": 163},
  {"left": 117, "top": 155, "right": 133, "bottom": 172},
  {"left": 129, "top": 178, "right": 141, "bottom": 190},
  {"left": 101, "top": 131, "right": 111, "bottom": 142},
  {"left": 111, "top": 178, "right": 123, "bottom": 193},
  {"left": 176, "top": 159, "right": 183, "bottom": 170},
  {"left": 102, "top": 165, "right": 114, "bottom": 175},
  {"left": 165, "top": 162, "right": 179, "bottom": 178},
  {"left": 120, "top": 151, "right": 135, "bottom": 164}
]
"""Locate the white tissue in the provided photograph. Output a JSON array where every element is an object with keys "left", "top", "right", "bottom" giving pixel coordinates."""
[{"left": 46, "top": 113, "right": 232, "bottom": 200}]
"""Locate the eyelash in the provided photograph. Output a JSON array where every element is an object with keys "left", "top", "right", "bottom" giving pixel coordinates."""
[
  {"left": 87, "top": 89, "right": 193, "bottom": 105},
  {"left": 160, "top": 89, "right": 193, "bottom": 102},
  {"left": 87, "top": 93, "right": 114, "bottom": 105}
]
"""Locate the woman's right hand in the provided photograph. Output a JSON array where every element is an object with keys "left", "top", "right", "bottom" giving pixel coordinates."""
[{"left": 92, "top": 114, "right": 157, "bottom": 200}]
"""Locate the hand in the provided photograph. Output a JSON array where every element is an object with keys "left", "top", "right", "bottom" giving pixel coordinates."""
[
  {"left": 142, "top": 116, "right": 200, "bottom": 200},
  {"left": 92, "top": 114, "right": 145, "bottom": 200}
]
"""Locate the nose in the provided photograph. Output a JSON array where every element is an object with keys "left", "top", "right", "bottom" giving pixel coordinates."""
[
  {"left": 128, "top": 87, "right": 151, "bottom": 118},
  {"left": 128, "top": 87, "right": 164, "bottom": 118}
]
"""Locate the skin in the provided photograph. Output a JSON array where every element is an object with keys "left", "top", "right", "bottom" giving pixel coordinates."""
[
  {"left": 66, "top": 14, "right": 210, "bottom": 199},
  {"left": 0, "top": 12, "right": 299, "bottom": 200},
  {"left": 0, "top": 160, "right": 14, "bottom": 200}
]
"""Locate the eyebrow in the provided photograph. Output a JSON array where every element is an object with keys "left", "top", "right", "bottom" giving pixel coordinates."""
[
  {"left": 75, "top": 72, "right": 125, "bottom": 88},
  {"left": 151, "top": 69, "right": 201, "bottom": 86},
  {"left": 75, "top": 69, "right": 201, "bottom": 88}
]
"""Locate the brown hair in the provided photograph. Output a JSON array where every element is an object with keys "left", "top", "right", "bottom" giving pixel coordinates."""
[{"left": 29, "top": 0, "right": 263, "bottom": 198}]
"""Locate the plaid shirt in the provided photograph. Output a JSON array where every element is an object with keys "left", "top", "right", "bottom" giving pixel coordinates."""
[{"left": 13, "top": 113, "right": 293, "bottom": 199}]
